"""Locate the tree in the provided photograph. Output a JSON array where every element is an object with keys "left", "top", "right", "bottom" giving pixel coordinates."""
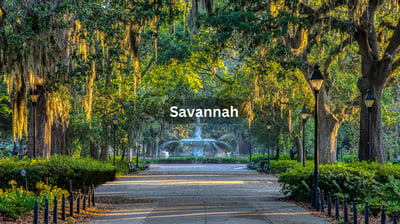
[{"left": 198, "top": 0, "right": 400, "bottom": 164}]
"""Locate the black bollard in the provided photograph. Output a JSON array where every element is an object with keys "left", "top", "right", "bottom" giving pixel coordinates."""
[
  {"left": 88, "top": 186, "right": 91, "bottom": 208},
  {"left": 327, "top": 192, "right": 332, "bottom": 216},
  {"left": 62, "top": 194, "right": 66, "bottom": 220},
  {"left": 343, "top": 196, "right": 348, "bottom": 223},
  {"left": 77, "top": 190, "right": 80, "bottom": 214},
  {"left": 381, "top": 204, "right": 386, "bottom": 224},
  {"left": 335, "top": 194, "right": 339, "bottom": 220},
  {"left": 34, "top": 200, "right": 39, "bottom": 224},
  {"left": 394, "top": 210, "right": 398, "bottom": 224},
  {"left": 70, "top": 191, "right": 74, "bottom": 217},
  {"left": 353, "top": 198, "right": 358, "bottom": 224},
  {"left": 92, "top": 184, "right": 95, "bottom": 206},
  {"left": 53, "top": 196, "right": 58, "bottom": 224},
  {"left": 365, "top": 201, "right": 369, "bottom": 224},
  {"left": 316, "top": 188, "right": 320, "bottom": 211},
  {"left": 320, "top": 190, "right": 325, "bottom": 212},
  {"left": 83, "top": 188, "right": 87, "bottom": 210},
  {"left": 44, "top": 198, "right": 49, "bottom": 224}
]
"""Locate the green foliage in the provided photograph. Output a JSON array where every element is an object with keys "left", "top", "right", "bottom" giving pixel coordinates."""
[
  {"left": 277, "top": 161, "right": 400, "bottom": 216},
  {"left": 0, "top": 180, "right": 36, "bottom": 219},
  {"left": 0, "top": 180, "right": 68, "bottom": 219},
  {"left": 0, "top": 155, "right": 116, "bottom": 191}
]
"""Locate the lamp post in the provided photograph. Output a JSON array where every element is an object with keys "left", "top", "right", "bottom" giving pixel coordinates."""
[
  {"left": 112, "top": 113, "right": 118, "bottom": 166},
  {"left": 309, "top": 64, "right": 324, "bottom": 209},
  {"left": 266, "top": 122, "right": 272, "bottom": 172},
  {"left": 365, "top": 89, "right": 375, "bottom": 163},
  {"left": 300, "top": 105, "right": 310, "bottom": 167},
  {"left": 30, "top": 90, "right": 39, "bottom": 158}
]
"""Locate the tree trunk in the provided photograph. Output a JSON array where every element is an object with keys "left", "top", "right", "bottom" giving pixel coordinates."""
[
  {"left": 318, "top": 90, "right": 341, "bottom": 164},
  {"left": 90, "top": 140, "right": 99, "bottom": 159},
  {"left": 276, "top": 145, "right": 280, "bottom": 161},
  {"left": 100, "top": 144, "right": 109, "bottom": 162},
  {"left": 358, "top": 85, "right": 385, "bottom": 163},
  {"left": 294, "top": 135, "right": 302, "bottom": 163},
  {"left": 51, "top": 121, "right": 66, "bottom": 155}
]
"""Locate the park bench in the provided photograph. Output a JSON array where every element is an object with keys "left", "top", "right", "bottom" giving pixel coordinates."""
[
  {"left": 260, "top": 161, "right": 270, "bottom": 173},
  {"left": 248, "top": 161, "right": 255, "bottom": 169},
  {"left": 143, "top": 161, "right": 150, "bottom": 169},
  {"left": 128, "top": 163, "right": 136, "bottom": 173}
]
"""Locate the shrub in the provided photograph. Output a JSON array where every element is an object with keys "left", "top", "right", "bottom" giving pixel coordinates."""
[
  {"left": 277, "top": 161, "right": 400, "bottom": 216},
  {"left": 0, "top": 155, "right": 117, "bottom": 191},
  {"left": 0, "top": 180, "right": 36, "bottom": 219}
]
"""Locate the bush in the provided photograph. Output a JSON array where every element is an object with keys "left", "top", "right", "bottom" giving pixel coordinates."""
[
  {"left": 0, "top": 180, "right": 68, "bottom": 219},
  {"left": 277, "top": 161, "right": 400, "bottom": 215},
  {"left": 0, "top": 155, "right": 117, "bottom": 191}
]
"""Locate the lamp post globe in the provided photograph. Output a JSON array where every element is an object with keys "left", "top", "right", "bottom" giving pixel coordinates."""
[
  {"left": 365, "top": 89, "right": 375, "bottom": 163},
  {"left": 112, "top": 113, "right": 118, "bottom": 166},
  {"left": 310, "top": 64, "right": 324, "bottom": 210}
]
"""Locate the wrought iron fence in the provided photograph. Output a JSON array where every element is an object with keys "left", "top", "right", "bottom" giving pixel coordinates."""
[
  {"left": 313, "top": 189, "right": 399, "bottom": 224},
  {"left": 33, "top": 185, "right": 95, "bottom": 224}
]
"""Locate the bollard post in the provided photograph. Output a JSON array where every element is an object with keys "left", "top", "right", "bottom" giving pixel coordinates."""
[
  {"left": 34, "top": 200, "right": 39, "bottom": 224},
  {"left": 69, "top": 191, "right": 74, "bottom": 217},
  {"left": 335, "top": 194, "right": 339, "bottom": 220},
  {"left": 44, "top": 198, "right": 49, "bottom": 224},
  {"left": 53, "top": 196, "right": 58, "bottom": 224},
  {"left": 316, "top": 188, "right": 320, "bottom": 211},
  {"left": 92, "top": 184, "right": 95, "bottom": 206},
  {"left": 353, "top": 198, "right": 357, "bottom": 224},
  {"left": 394, "top": 210, "right": 398, "bottom": 224},
  {"left": 88, "top": 186, "right": 91, "bottom": 208},
  {"left": 327, "top": 192, "right": 332, "bottom": 216},
  {"left": 77, "top": 190, "right": 80, "bottom": 214},
  {"left": 343, "top": 196, "right": 348, "bottom": 223},
  {"left": 62, "top": 194, "right": 66, "bottom": 220},
  {"left": 381, "top": 204, "right": 386, "bottom": 224},
  {"left": 365, "top": 201, "right": 369, "bottom": 224},
  {"left": 353, "top": 199, "right": 358, "bottom": 224},
  {"left": 320, "top": 190, "right": 325, "bottom": 212},
  {"left": 83, "top": 188, "right": 87, "bottom": 210}
]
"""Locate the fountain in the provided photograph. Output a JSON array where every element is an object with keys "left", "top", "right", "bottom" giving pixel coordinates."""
[{"left": 161, "top": 117, "right": 234, "bottom": 158}]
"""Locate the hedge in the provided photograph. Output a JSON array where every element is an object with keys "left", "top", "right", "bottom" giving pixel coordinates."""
[
  {"left": 276, "top": 160, "right": 400, "bottom": 216},
  {"left": 0, "top": 155, "right": 117, "bottom": 191}
]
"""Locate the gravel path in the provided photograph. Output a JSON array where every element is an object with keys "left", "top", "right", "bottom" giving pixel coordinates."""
[{"left": 86, "top": 164, "right": 330, "bottom": 224}]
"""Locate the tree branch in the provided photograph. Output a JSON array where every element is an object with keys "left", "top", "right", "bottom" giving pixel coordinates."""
[
  {"left": 140, "top": 56, "right": 154, "bottom": 79},
  {"left": 323, "top": 37, "right": 353, "bottom": 79},
  {"left": 391, "top": 58, "right": 400, "bottom": 73},
  {"left": 214, "top": 73, "right": 233, "bottom": 85},
  {"left": 384, "top": 16, "right": 400, "bottom": 59},
  {"left": 380, "top": 20, "right": 397, "bottom": 30}
]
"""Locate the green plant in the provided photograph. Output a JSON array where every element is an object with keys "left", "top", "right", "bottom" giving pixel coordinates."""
[
  {"left": 0, "top": 180, "right": 36, "bottom": 219},
  {"left": 0, "top": 155, "right": 117, "bottom": 191}
]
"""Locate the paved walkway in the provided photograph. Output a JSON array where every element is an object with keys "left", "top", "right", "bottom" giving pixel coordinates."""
[{"left": 87, "top": 164, "right": 330, "bottom": 224}]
